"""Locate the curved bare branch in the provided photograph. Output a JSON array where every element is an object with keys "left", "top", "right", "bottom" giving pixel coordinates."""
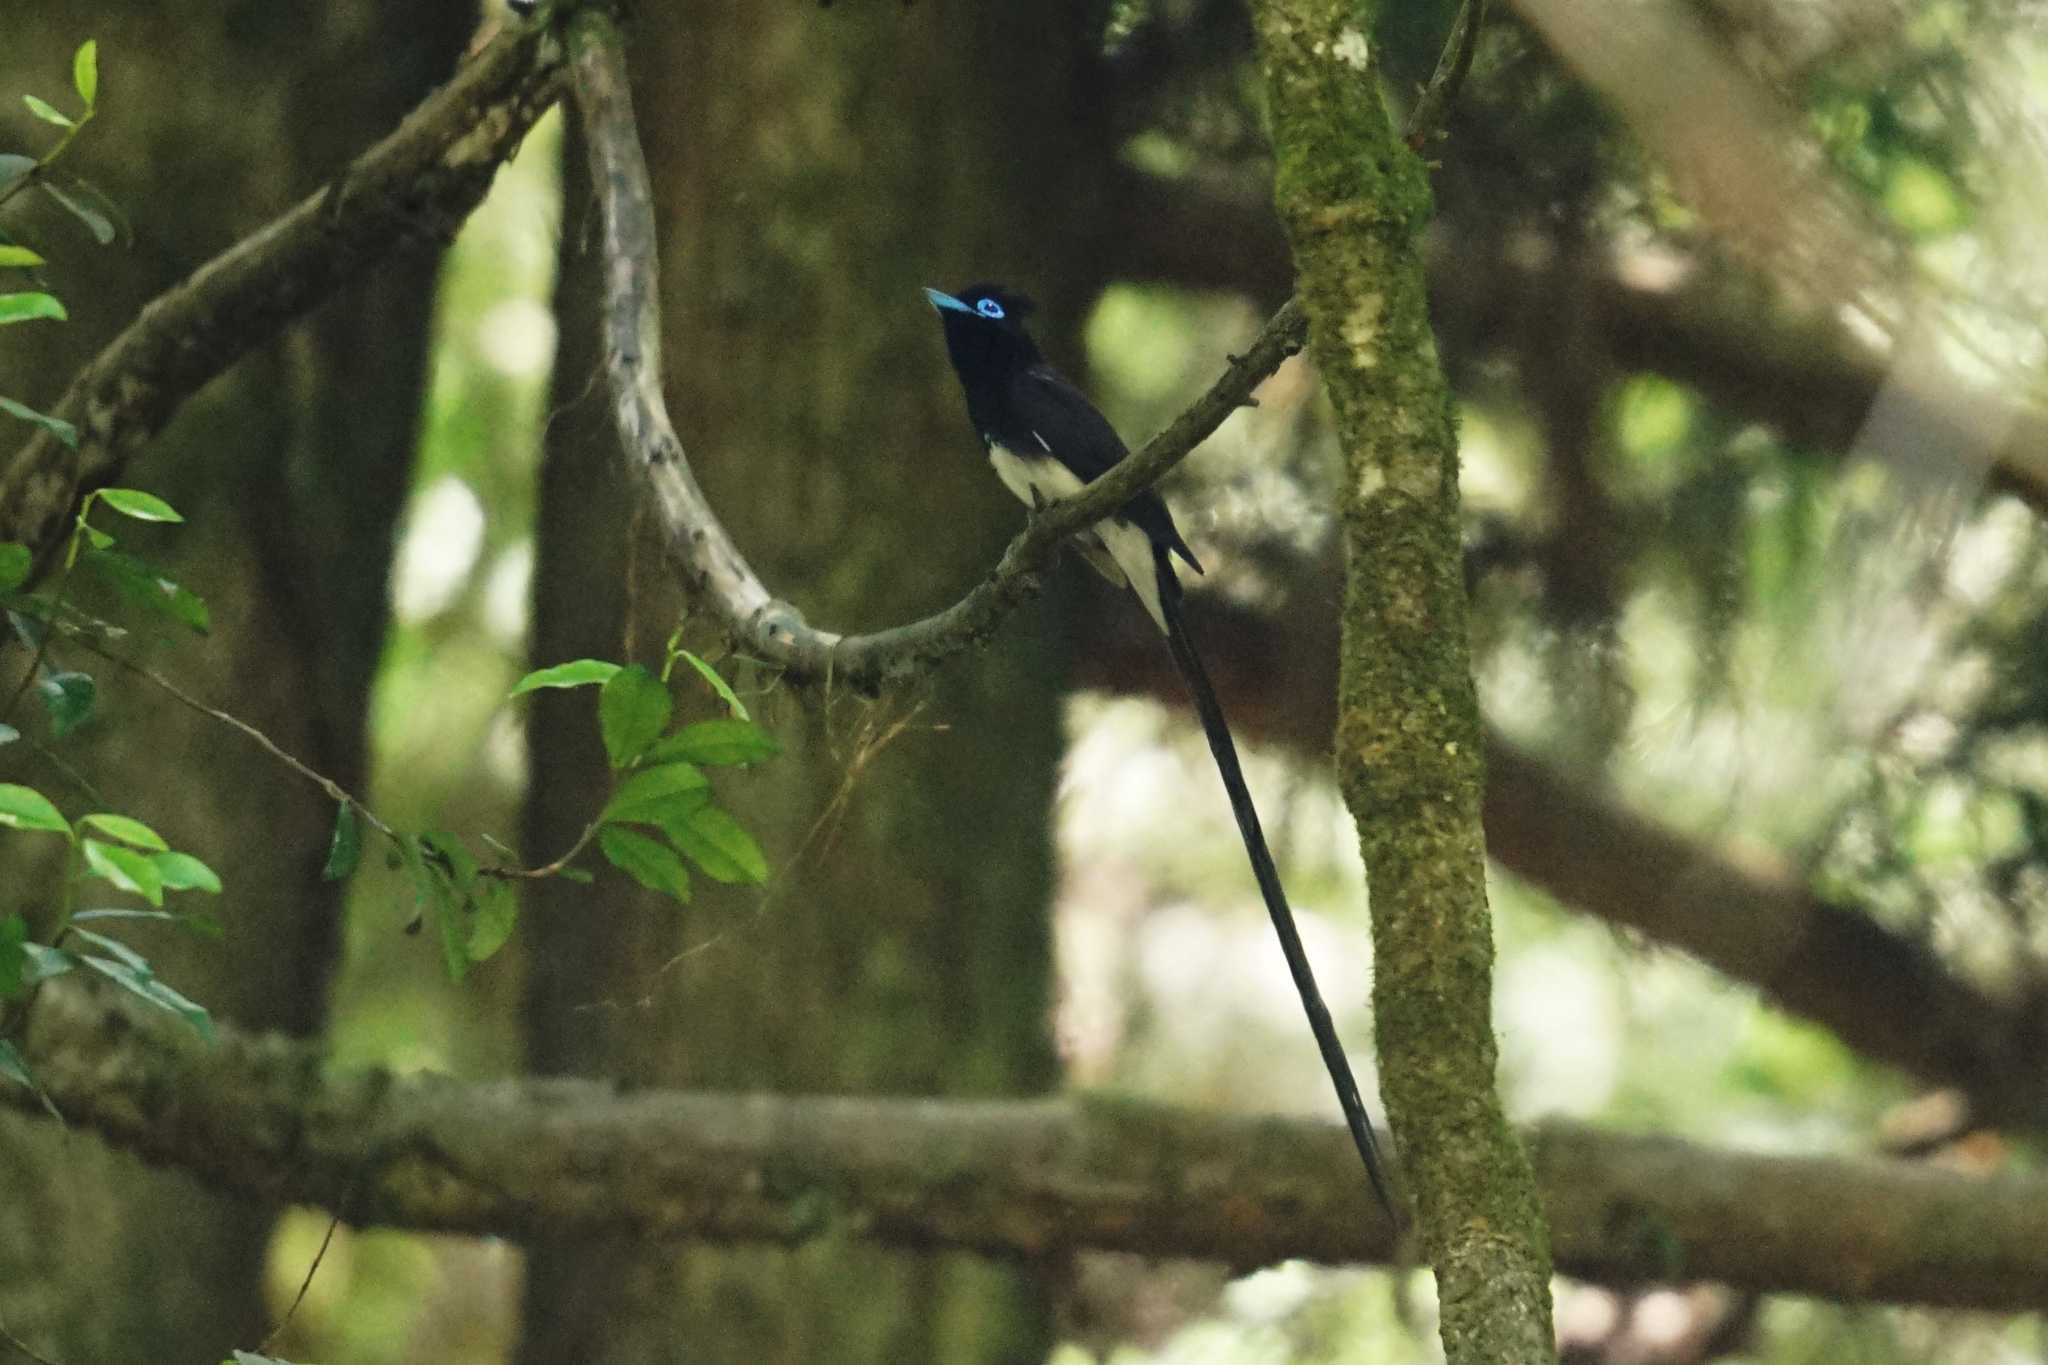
[{"left": 567, "top": 12, "right": 1304, "bottom": 694}]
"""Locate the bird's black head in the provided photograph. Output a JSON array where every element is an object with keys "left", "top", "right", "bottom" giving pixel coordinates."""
[{"left": 924, "top": 282, "right": 1042, "bottom": 384}]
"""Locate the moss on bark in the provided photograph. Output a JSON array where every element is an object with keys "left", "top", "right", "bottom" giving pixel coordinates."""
[{"left": 1248, "top": 2, "right": 1559, "bottom": 1361}]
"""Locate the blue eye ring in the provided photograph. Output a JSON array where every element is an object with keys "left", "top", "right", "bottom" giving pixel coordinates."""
[{"left": 975, "top": 298, "right": 1005, "bottom": 319}]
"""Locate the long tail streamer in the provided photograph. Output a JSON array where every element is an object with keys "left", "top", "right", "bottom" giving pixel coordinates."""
[{"left": 1158, "top": 565, "right": 1400, "bottom": 1221}]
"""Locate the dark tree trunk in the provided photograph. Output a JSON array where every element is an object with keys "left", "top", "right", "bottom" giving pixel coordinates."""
[
  {"left": 0, "top": 8, "right": 467, "bottom": 1361},
  {"left": 521, "top": 4, "right": 1106, "bottom": 1361}
]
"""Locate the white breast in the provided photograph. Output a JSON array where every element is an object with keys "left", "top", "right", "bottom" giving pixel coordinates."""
[
  {"left": 987, "top": 441, "right": 1087, "bottom": 510},
  {"left": 986, "top": 440, "right": 1170, "bottom": 635}
]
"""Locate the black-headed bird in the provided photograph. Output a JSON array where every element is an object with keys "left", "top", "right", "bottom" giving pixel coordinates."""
[{"left": 925, "top": 283, "right": 1398, "bottom": 1220}]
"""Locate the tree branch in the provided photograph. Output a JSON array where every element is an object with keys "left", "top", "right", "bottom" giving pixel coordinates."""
[
  {"left": 0, "top": 24, "right": 567, "bottom": 570},
  {"left": 1482, "top": 745, "right": 2048, "bottom": 1131},
  {"left": 9, "top": 979, "right": 2048, "bottom": 1310},
  {"left": 567, "top": 12, "right": 1304, "bottom": 695},
  {"left": 1402, "top": 0, "right": 1488, "bottom": 147},
  {"left": 1069, "top": 582, "right": 2048, "bottom": 1135},
  {"left": 1253, "top": 0, "right": 1557, "bottom": 1358}
]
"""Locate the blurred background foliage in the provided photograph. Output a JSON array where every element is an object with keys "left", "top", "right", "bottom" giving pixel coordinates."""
[{"left": 5, "top": 0, "right": 2048, "bottom": 1361}]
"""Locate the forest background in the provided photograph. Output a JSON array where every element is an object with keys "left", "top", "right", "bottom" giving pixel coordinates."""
[{"left": 2, "top": 1, "right": 2047, "bottom": 1363}]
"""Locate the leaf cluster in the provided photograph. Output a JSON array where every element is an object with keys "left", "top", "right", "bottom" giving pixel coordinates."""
[
  {"left": 0, "top": 483, "right": 224, "bottom": 1108},
  {"left": 512, "top": 640, "right": 777, "bottom": 909},
  {"left": 2, "top": 39, "right": 118, "bottom": 449}
]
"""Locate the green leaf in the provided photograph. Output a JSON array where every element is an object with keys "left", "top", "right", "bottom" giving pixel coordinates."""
[
  {"left": 663, "top": 804, "right": 769, "bottom": 885},
  {"left": 601, "top": 762, "right": 709, "bottom": 827},
  {"left": 230, "top": 1351, "right": 314, "bottom": 1365},
  {"left": 0, "top": 1039, "right": 34, "bottom": 1090},
  {"left": 82, "top": 548, "right": 209, "bottom": 633},
  {"left": 415, "top": 834, "right": 482, "bottom": 982},
  {"left": 645, "top": 718, "right": 780, "bottom": 768},
  {"left": 82, "top": 837, "right": 164, "bottom": 906},
  {"left": 0, "top": 156, "right": 33, "bottom": 196},
  {"left": 8, "top": 609, "right": 46, "bottom": 650},
  {"left": 467, "top": 879, "right": 517, "bottom": 964},
  {"left": 599, "top": 665, "right": 670, "bottom": 768},
  {"left": 0, "top": 397, "right": 76, "bottom": 449},
  {"left": 151, "top": 851, "right": 221, "bottom": 894},
  {"left": 69, "top": 927, "right": 150, "bottom": 975},
  {"left": 0, "top": 542, "right": 31, "bottom": 592},
  {"left": 40, "top": 180, "right": 114, "bottom": 245},
  {"left": 81, "top": 812, "right": 168, "bottom": 851},
  {"left": 72, "top": 40, "right": 98, "bottom": 107},
  {"left": 0, "top": 245, "right": 46, "bottom": 269},
  {"left": 0, "top": 1037, "right": 59, "bottom": 1121},
  {"left": 165, "top": 582, "right": 210, "bottom": 633},
  {"left": 0, "top": 783, "right": 69, "bottom": 834},
  {"left": 674, "top": 649, "right": 750, "bottom": 721},
  {"left": 22, "top": 95, "right": 73, "bottom": 128},
  {"left": 37, "top": 670, "right": 94, "bottom": 737},
  {"left": 0, "top": 725, "right": 15, "bottom": 746},
  {"left": 419, "top": 831, "right": 478, "bottom": 891},
  {"left": 94, "top": 487, "right": 182, "bottom": 523},
  {"left": 0, "top": 913, "right": 26, "bottom": 999},
  {"left": 599, "top": 825, "right": 691, "bottom": 902},
  {"left": 75, "top": 907, "right": 220, "bottom": 939},
  {"left": 322, "top": 801, "right": 361, "bottom": 881},
  {"left": 79, "top": 954, "right": 213, "bottom": 1041},
  {"left": 555, "top": 866, "right": 594, "bottom": 885},
  {"left": 509, "top": 658, "right": 621, "bottom": 695},
  {"left": 22, "top": 942, "right": 73, "bottom": 984},
  {"left": 0, "top": 292, "right": 66, "bottom": 325}
]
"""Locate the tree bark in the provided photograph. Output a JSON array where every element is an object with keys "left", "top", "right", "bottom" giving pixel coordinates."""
[
  {"left": 1249, "top": 2, "right": 1559, "bottom": 1361},
  {"left": 18, "top": 981, "right": 2048, "bottom": 1313},
  {"left": 521, "top": 5, "right": 1103, "bottom": 1361},
  {"left": 0, "top": 7, "right": 468, "bottom": 1362}
]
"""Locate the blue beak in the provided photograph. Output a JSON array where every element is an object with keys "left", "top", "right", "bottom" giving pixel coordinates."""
[{"left": 923, "top": 287, "right": 972, "bottom": 315}]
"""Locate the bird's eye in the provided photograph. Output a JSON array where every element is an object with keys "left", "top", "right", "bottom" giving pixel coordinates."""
[{"left": 975, "top": 298, "right": 1005, "bottom": 319}]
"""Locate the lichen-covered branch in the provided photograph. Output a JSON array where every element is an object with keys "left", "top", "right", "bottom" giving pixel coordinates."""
[
  {"left": 567, "top": 12, "right": 1303, "bottom": 694},
  {"left": 8, "top": 979, "right": 2048, "bottom": 1309},
  {"left": 1248, "top": 1, "right": 1557, "bottom": 1361},
  {"left": 0, "top": 23, "right": 567, "bottom": 570}
]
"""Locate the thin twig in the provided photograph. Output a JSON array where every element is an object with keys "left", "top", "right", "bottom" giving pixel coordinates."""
[
  {"left": 0, "top": 107, "right": 91, "bottom": 217},
  {"left": 21, "top": 734, "right": 113, "bottom": 810},
  {"left": 1403, "top": 0, "right": 1487, "bottom": 148},
  {"left": 258, "top": 1210, "right": 344, "bottom": 1354},
  {"left": 0, "top": 1312, "right": 63, "bottom": 1365},
  {"left": 0, "top": 579, "right": 71, "bottom": 725},
  {"left": 484, "top": 819, "right": 601, "bottom": 880},
  {"left": 68, "top": 635, "right": 396, "bottom": 840},
  {"left": 74, "top": 630, "right": 594, "bottom": 883}
]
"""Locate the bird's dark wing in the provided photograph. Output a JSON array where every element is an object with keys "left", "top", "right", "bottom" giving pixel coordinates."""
[{"left": 1008, "top": 365, "right": 1203, "bottom": 574}]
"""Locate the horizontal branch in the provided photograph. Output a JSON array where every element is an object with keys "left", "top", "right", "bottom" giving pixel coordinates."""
[
  {"left": 1479, "top": 747, "right": 2048, "bottom": 1132},
  {"left": 1067, "top": 574, "right": 2048, "bottom": 1132},
  {"left": 11, "top": 978, "right": 2048, "bottom": 1310},
  {"left": 0, "top": 22, "right": 567, "bottom": 568},
  {"left": 568, "top": 13, "right": 1304, "bottom": 695}
]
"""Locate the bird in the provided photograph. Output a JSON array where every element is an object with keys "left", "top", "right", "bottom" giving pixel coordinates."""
[{"left": 924, "top": 282, "right": 1399, "bottom": 1221}]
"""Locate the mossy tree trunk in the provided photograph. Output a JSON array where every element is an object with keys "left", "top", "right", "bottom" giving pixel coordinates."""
[
  {"left": 0, "top": 6, "right": 467, "bottom": 1362},
  {"left": 1247, "top": 2, "right": 1560, "bottom": 1361},
  {"left": 521, "top": 4, "right": 1101, "bottom": 1361}
]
